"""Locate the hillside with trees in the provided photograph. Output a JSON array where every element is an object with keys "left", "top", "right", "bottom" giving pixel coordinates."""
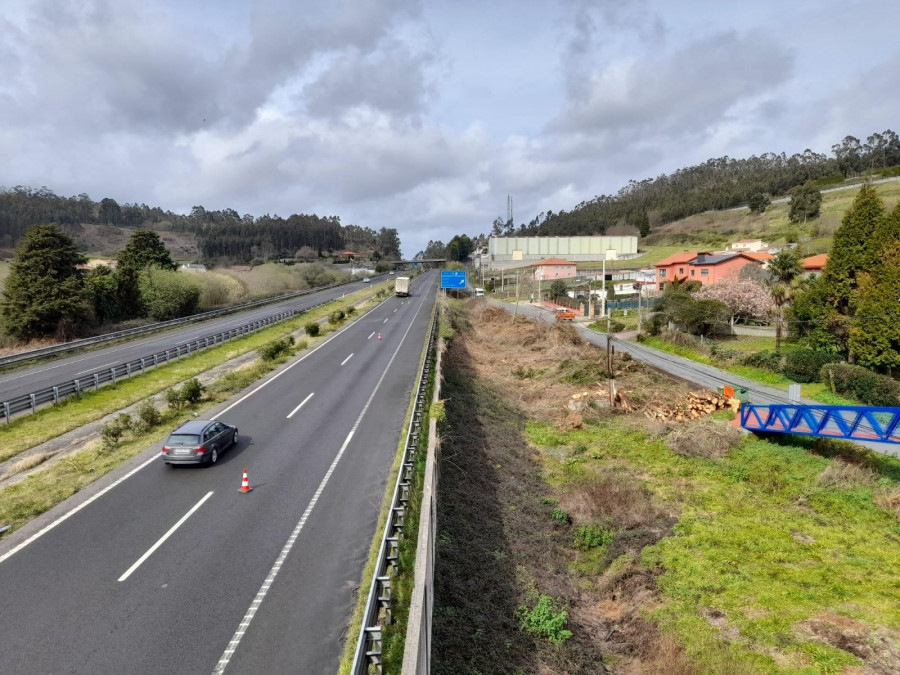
[
  {"left": 493, "top": 129, "right": 900, "bottom": 238},
  {"left": 0, "top": 187, "right": 402, "bottom": 263}
]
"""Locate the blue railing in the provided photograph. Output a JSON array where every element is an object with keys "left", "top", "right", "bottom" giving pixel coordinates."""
[{"left": 741, "top": 403, "right": 900, "bottom": 444}]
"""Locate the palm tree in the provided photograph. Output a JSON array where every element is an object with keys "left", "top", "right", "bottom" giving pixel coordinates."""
[{"left": 767, "top": 250, "right": 804, "bottom": 355}]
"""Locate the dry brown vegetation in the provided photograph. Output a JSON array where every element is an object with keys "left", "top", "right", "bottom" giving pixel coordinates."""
[{"left": 433, "top": 300, "right": 741, "bottom": 674}]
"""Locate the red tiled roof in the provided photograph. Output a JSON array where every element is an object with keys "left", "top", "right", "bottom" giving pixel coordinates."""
[
  {"left": 655, "top": 251, "right": 702, "bottom": 267},
  {"left": 743, "top": 251, "right": 774, "bottom": 261},
  {"left": 530, "top": 257, "right": 574, "bottom": 267},
  {"left": 802, "top": 253, "right": 828, "bottom": 270}
]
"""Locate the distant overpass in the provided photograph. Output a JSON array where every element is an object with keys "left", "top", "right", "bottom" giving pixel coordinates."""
[{"left": 390, "top": 259, "right": 446, "bottom": 268}]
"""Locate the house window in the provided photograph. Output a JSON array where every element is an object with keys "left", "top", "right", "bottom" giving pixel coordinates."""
[
  {"left": 690, "top": 269, "right": 695, "bottom": 277},
  {"left": 701, "top": 269, "right": 709, "bottom": 276},
  {"left": 678, "top": 267, "right": 684, "bottom": 275},
  {"left": 659, "top": 283, "right": 665, "bottom": 291},
  {"left": 660, "top": 269, "right": 667, "bottom": 278}
]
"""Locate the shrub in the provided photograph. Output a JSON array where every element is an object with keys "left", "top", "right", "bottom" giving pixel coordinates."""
[
  {"left": 259, "top": 336, "right": 295, "bottom": 361},
  {"left": 294, "top": 339, "right": 308, "bottom": 351},
  {"left": 607, "top": 319, "right": 627, "bottom": 333},
  {"left": 573, "top": 523, "right": 614, "bottom": 550},
  {"left": 741, "top": 350, "right": 782, "bottom": 371},
  {"left": 344, "top": 305, "right": 356, "bottom": 316},
  {"left": 512, "top": 366, "right": 542, "bottom": 379},
  {"left": 138, "top": 267, "right": 201, "bottom": 320},
  {"left": 821, "top": 363, "right": 900, "bottom": 406},
  {"left": 550, "top": 508, "right": 570, "bottom": 523},
  {"left": 137, "top": 401, "right": 162, "bottom": 428},
  {"left": 305, "top": 322, "right": 320, "bottom": 337},
  {"left": 328, "top": 310, "right": 345, "bottom": 325},
  {"left": 165, "top": 387, "right": 184, "bottom": 410},
  {"left": 516, "top": 595, "right": 572, "bottom": 643},
  {"left": 100, "top": 415, "right": 131, "bottom": 449},
  {"left": 180, "top": 378, "right": 205, "bottom": 405},
  {"left": 782, "top": 349, "right": 842, "bottom": 383}
]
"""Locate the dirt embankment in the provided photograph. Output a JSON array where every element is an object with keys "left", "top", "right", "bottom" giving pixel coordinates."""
[{"left": 433, "top": 304, "right": 706, "bottom": 674}]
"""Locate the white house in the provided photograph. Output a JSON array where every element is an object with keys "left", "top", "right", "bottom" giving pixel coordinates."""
[{"left": 729, "top": 239, "right": 768, "bottom": 253}]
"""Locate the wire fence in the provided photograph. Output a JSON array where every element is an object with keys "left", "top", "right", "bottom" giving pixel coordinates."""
[{"left": 351, "top": 307, "right": 438, "bottom": 674}]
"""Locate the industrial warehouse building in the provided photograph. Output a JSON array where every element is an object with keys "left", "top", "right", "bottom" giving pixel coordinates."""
[{"left": 482, "top": 235, "right": 639, "bottom": 271}]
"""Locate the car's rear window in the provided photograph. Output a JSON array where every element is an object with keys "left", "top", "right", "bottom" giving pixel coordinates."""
[{"left": 167, "top": 434, "right": 200, "bottom": 446}]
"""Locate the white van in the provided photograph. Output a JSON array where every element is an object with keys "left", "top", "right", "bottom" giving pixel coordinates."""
[{"left": 474, "top": 287, "right": 485, "bottom": 297}]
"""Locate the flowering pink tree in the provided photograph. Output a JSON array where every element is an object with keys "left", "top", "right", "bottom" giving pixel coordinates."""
[{"left": 694, "top": 279, "right": 772, "bottom": 329}]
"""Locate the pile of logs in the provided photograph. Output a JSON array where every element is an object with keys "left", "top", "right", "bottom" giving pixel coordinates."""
[{"left": 645, "top": 390, "right": 740, "bottom": 422}]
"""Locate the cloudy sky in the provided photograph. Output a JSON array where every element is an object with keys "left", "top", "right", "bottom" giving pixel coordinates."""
[{"left": 1, "top": 0, "right": 898, "bottom": 256}]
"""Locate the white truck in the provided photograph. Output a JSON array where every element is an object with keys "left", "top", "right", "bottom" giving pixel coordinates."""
[{"left": 395, "top": 276, "right": 410, "bottom": 297}]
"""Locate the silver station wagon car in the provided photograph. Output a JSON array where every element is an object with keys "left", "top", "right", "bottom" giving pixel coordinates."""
[{"left": 162, "top": 419, "right": 238, "bottom": 466}]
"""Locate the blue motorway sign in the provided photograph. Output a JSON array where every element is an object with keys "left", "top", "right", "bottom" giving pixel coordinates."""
[{"left": 440, "top": 270, "right": 467, "bottom": 289}]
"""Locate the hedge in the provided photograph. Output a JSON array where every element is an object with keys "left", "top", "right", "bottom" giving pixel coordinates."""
[
  {"left": 782, "top": 350, "right": 842, "bottom": 383},
  {"left": 820, "top": 363, "right": 900, "bottom": 406}
]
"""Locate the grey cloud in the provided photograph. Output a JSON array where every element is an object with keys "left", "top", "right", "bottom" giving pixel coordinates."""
[
  {"left": 552, "top": 31, "right": 793, "bottom": 138},
  {"left": 1, "top": 0, "right": 420, "bottom": 136},
  {"left": 302, "top": 42, "right": 432, "bottom": 119}
]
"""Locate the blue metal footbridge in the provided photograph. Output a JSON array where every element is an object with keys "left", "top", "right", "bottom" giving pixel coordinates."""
[{"left": 741, "top": 404, "right": 900, "bottom": 445}]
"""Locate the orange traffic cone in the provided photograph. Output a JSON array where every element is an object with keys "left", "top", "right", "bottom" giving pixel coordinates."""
[
  {"left": 238, "top": 468, "right": 252, "bottom": 493},
  {"left": 378, "top": 332, "right": 382, "bottom": 340}
]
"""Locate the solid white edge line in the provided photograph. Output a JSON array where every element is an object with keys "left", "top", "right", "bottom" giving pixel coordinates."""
[
  {"left": 212, "top": 280, "right": 432, "bottom": 674},
  {"left": 340, "top": 353, "right": 354, "bottom": 366},
  {"left": 0, "top": 453, "right": 160, "bottom": 565},
  {"left": 286, "top": 392, "right": 314, "bottom": 419},
  {"left": 0, "top": 290, "right": 398, "bottom": 566},
  {"left": 118, "top": 491, "right": 214, "bottom": 582}
]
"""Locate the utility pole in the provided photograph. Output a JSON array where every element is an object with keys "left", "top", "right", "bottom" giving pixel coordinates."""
[{"left": 637, "top": 282, "right": 642, "bottom": 332}]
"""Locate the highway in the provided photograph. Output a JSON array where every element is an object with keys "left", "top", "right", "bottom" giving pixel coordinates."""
[
  {"left": 0, "top": 275, "right": 389, "bottom": 404},
  {"left": 0, "top": 270, "right": 438, "bottom": 674}
]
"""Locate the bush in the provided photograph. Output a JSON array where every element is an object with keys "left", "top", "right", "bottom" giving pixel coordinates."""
[
  {"left": 138, "top": 267, "right": 201, "bottom": 320},
  {"left": 100, "top": 414, "right": 132, "bottom": 449},
  {"left": 136, "top": 401, "right": 162, "bottom": 428},
  {"left": 741, "top": 350, "right": 782, "bottom": 371},
  {"left": 259, "top": 336, "right": 295, "bottom": 361},
  {"left": 821, "top": 363, "right": 900, "bottom": 406},
  {"left": 782, "top": 350, "right": 842, "bottom": 383},
  {"left": 165, "top": 387, "right": 184, "bottom": 410},
  {"left": 344, "top": 305, "right": 356, "bottom": 316},
  {"left": 516, "top": 595, "right": 572, "bottom": 643},
  {"left": 573, "top": 523, "right": 614, "bottom": 550},
  {"left": 328, "top": 310, "right": 345, "bottom": 325},
  {"left": 305, "top": 322, "right": 320, "bottom": 337},
  {"left": 180, "top": 378, "right": 205, "bottom": 405}
]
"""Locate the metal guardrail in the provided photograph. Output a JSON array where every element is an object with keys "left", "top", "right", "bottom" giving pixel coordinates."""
[
  {"left": 351, "top": 308, "right": 438, "bottom": 674},
  {"left": 0, "top": 279, "right": 358, "bottom": 368},
  {"left": 400, "top": 326, "right": 442, "bottom": 675},
  {"left": 741, "top": 403, "right": 900, "bottom": 444},
  {"left": 0, "top": 299, "right": 338, "bottom": 423}
]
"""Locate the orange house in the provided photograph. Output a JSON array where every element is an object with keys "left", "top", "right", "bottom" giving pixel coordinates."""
[
  {"left": 655, "top": 252, "right": 764, "bottom": 290},
  {"left": 801, "top": 253, "right": 828, "bottom": 278}
]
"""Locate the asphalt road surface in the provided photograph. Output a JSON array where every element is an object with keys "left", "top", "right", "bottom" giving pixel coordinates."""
[
  {"left": 0, "top": 276, "right": 390, "bottom": 404},
  {"left": 0, "top": 271, "right": 438, "bottom": 674}
]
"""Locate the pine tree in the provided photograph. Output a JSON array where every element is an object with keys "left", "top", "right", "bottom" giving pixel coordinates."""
[
  {"left": 1, "top": 224, "right": 87, "bottom": 339},
  {"left": 821, "top": 182, "right": 884, "bottom": 314},
  {"left": 115, "top": 230, "right": 177, "bottom": 317},
  {"left": 849, "top": 243, "right": 900, "bottom": 373}
]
